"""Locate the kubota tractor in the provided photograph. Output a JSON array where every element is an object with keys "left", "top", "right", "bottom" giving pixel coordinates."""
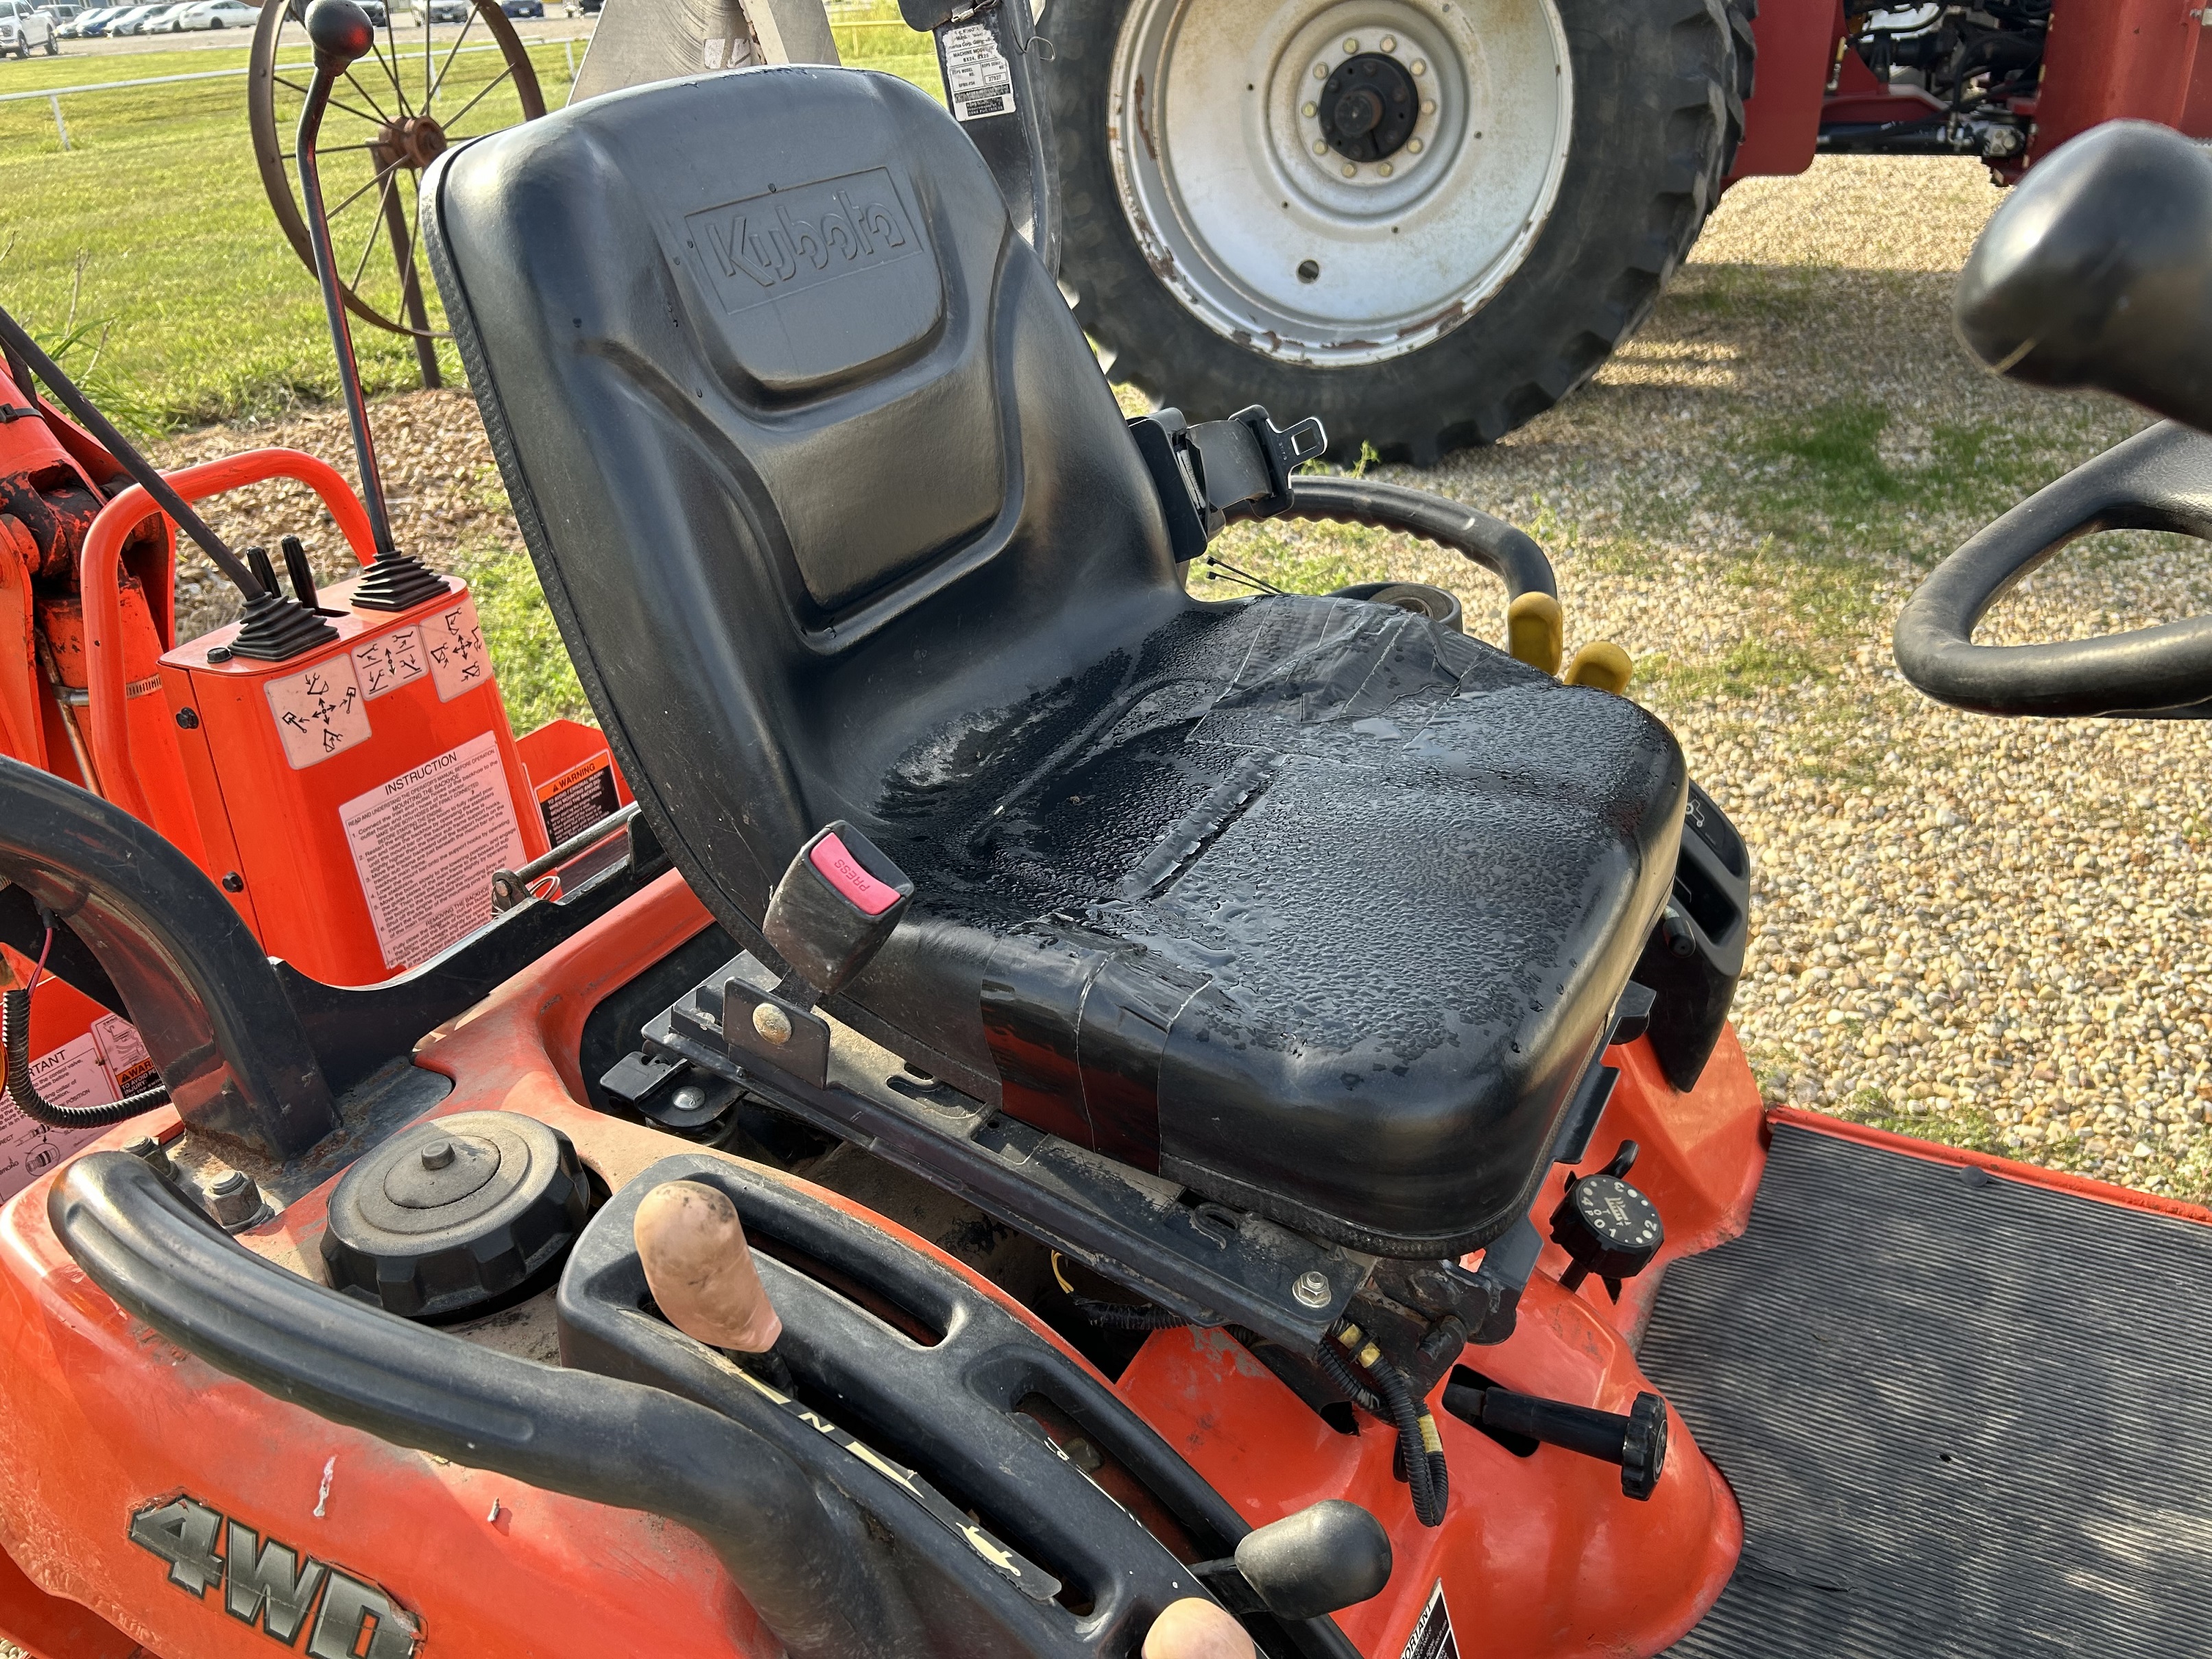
[{"left": 0, "top": 6, "right": 2209, "bottom": 1654}]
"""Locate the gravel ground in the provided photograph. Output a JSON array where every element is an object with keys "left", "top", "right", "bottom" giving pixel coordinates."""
[{"left": 154, "top": 155, "right": 2212, "bottom": 1202}]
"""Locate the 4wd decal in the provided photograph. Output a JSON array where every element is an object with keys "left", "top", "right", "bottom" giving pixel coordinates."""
[{"left": 129, "top": 1495, "right": 422, "bottom": 1656}]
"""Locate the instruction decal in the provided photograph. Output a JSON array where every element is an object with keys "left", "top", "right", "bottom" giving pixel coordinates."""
[
  {"left": 266, "top": 657, "right": 371, "bottom": 770},
  {"left": 942, "top": 23, "right": 1015, "bottom": 122},
  {"left": 352, "top": 627, "right": 427, "bottom": 701},
  {"left": 1399, "top": 1580, "right": 1458, "bottom": 1659},
  {"left": 339, "top": 731, "right": 527, "bottom": 971},
  {"left": 0, "top": 1013, "right": 156, "bottom": 1203},
  {"left": 424, "top": 595, "right": 492, "bottom": 703}
]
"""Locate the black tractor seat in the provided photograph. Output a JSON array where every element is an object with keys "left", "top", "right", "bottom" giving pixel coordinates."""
[{"left": 422, "top": 64, "right": 1686, "bottom": 1259}]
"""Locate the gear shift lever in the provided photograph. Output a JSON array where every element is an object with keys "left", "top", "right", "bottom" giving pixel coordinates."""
[{"left": 296, "top": 0, "right": 450, "bottom": 611}]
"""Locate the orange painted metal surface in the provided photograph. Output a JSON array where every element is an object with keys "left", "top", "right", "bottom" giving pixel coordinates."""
[
  {"left": 154, "top": 566, "right": 549, "bottom": 987},
  {"left": 1116, "top": 1026, "right": 1769, "bottom": 1658}
]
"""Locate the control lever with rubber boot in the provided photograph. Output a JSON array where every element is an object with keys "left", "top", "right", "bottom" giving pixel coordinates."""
[{"left": 295, "top": 0, "right": 450, "bottom": 611}]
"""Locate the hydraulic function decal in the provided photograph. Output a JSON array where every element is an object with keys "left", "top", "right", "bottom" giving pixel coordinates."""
[
  {"left": 941, "top": 22, "right": 1015, "bottom": 122},
  {"left": 266, "top": 655, "right": 372, "bottom": 769},
  {"left": 423, "top": 592, "right": 490, "bottom": 704},
  {"left": 339, "top": 731, "right": 527, "bottom": 971},
  {"left": 533, "top": 749, "right": 621, "bottom": 846},
  {"left": 351, "top": 625, "right": 427, "bottom": 701},
  {"left": 130, "top": 1494, "right": 422, "bottom": 1657},
  {"left": 0, "top": 958, "right": 157, "bottom": 1202},
  {"left": 1399, "top": 1580, "right": 1459, "bottom": 1659}
]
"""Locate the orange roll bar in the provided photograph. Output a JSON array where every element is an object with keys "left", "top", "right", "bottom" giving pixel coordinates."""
[{"left": 77, "top": 449, "right": 377, "bottom": 823}]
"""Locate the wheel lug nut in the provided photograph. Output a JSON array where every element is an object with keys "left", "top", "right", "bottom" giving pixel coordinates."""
[
  {"left": 1342, "top": 36, "right": 1358, "bottom": 51},
  {"left": 1341, "top": 162, "right": 1356, "bottom": 177},
  {"left": 1378, "top": 162, "right": 1393, "bottom": 176},
  {"left": 1380, "top": 34, "right": 1396, "bottom": 51},
  {"left": 1422, "top": 97, "right": 1436, "bottom": 114},
  {"left": 1314, "top": 61, "right": 1329, "bottom": 77},
  {"left": 1408, "top": 137, "right": 1423, "bottom": 153},
  {"left": 1303, "top": 100, "right": 1317, "bottom": 117},
  {"left": 1314, "top": 139, "right": 1328, "bottom": 154},
  {"left": 1411, "top": 58, "right": 1426, "bottom": 75}
]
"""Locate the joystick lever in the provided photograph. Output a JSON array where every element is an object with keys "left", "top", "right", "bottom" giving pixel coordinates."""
[
  {"left": 1441, "top": 1379, "right": 1670, "bottom": 1501},
  {"left": 294, "top": 0, "right": 449, "bottom": 611},
  {"left": 1549, "top": 1139, "right": 1663, "bottom": 1300}
]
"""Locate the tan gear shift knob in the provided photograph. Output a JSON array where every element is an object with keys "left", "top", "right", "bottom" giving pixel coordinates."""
[
  {"left": 633, "top": 1179, "right": 784, "bottom": 1353},
  {"left": 1142, "top": 1598, "right": 1255, "bottom": 1659}
]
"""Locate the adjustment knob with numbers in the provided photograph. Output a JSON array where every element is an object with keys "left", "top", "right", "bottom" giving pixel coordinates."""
[{"left": 1548, "top": 1140, "right": 1663, "bottom": 1299}]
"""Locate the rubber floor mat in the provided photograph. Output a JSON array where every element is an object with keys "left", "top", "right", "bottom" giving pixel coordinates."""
[{"left": 1642, "top": 1121, "right": 2212, "bottom": 1657}]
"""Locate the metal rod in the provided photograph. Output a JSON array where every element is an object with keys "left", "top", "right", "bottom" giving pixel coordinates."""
[
  {"left": 49, "top": 93, "right": 67, "bottom": 149},
  {"left": 492, "top": 803, "right": 640, "bottom": 910},
  {"left": 296, "top": 33, "right": 398, "bottom": 555}
]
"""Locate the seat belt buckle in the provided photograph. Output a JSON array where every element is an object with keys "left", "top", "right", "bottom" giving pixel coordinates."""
[
  {"left": 1225, "top": 404, "right": 1327, "bottom": 518},
  {"left": 762, "top": 821, "right": 915, "bottom": 997}
]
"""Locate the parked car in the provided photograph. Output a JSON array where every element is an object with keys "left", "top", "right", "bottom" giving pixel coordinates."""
[
  {"left": 354, "top": 0, "right": 383, "bottom": 21},
  {"left": 415, "top": 0, "right": 465, "bottom": 18},
  {"left": 55, "top": 3, "right": 113, "bottom": 33},
  {"left": 176, "top": 0, "right": 255, "bottom": 25},
  {"left": 561, "top": 0, "right": 596, "bottom": 14},
  {"left": 139, "top": 1, "right": 197, "bottom": 29},
  {"left": 499, "top": 0, "right": 540, "bottom": 15},
  {"left": 0, "top": 0, "right": 58, "bottom": 51}
]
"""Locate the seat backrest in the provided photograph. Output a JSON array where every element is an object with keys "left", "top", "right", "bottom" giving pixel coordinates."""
[{"left": 425, "top": 66, "right": 1183, "bottom": 921}]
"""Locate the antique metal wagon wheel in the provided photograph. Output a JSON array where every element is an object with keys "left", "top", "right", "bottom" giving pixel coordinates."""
[{"left": 248, "top": 0, "right": 549, "bottom": 384}]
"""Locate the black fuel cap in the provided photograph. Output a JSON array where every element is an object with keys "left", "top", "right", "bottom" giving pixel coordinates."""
[{"left": 322, "top": 1111, "right": 590, "bottom": 1319}]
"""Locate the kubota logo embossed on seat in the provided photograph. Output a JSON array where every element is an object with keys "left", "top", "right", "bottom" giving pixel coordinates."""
[{"left": 684, "top": 169, "right": 920, "bottom": 312}]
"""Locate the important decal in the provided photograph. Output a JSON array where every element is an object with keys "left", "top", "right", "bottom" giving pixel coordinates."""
[
  {"left": 1399, "top": 1579, "right": 1459, "bottom": 1659},
  {"left": 941, "top": 23, "right": 1015, "bottom": 122},
  {"left": 130, "top": 1494, "right": 422, "bottom": 1656},
  {"left": 265, "top": 656, "right": 371, "bottom": 769},
  {"left": 683, "top": 167, "right": 919, "bottom": 313},
  {"left": 338, "top": 731, "right": 527, "bottom": 971},
  {"left": 0, "top": 1006, "right": 157, "bottom": 1202}
]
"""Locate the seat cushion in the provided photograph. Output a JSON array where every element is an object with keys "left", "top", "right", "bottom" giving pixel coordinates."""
[{"left": 843, "top": 594, "right": 1685, "bottom": 1257}]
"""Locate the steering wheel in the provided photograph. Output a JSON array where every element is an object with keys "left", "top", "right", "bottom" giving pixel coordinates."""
[{"left": 1894, "top": 121, "right": 2212, "bottom": 718}]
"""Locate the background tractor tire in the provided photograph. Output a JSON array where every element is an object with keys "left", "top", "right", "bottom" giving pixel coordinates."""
[{"left": 1046, "top": 0, "right": 1752, "bottom": 462}]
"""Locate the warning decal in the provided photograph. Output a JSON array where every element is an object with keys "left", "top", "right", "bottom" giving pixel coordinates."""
[
  {"left": 535, "top": 751, "right": 621, "bottom": 847},
  {"left": 424, "top": 594, "right": 493, "bottom": 704},
  {"left": 942, "top": 23, "right": 1015, "bottom": 123},
  {"left": 1399, "top": 1580, "right": 1458, "bottom": 1659},
  {"left": 265, "top": 656, "right": 371, "bottom": 770},
  {"left": 339, "top": 731, "right": 527, "bottom": 971},
  {"left": 0, "top": 1016, "right": 155, "bottom": 1203},
  {"left": 352, "top": 626, "right": 427, "bottom": 701}
]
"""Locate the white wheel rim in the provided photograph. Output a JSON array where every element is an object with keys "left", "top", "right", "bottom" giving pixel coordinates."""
[{"left": 1108, "top": 0, "right": 1572, "bottom": 366}]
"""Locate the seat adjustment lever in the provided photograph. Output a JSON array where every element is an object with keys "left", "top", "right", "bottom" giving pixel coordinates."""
[{"left": 1441, "top": 1380, "right": 1670, "bottom": 1501}]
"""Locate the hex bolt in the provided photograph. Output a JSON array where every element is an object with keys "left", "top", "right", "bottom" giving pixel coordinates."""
[
  {"left": 1293, "top": 1269, "right": 1333, "bottom": 1309},
  {"left": 1380, "top": 33, "right": 1396, "bottom": 51},
  {"left": 174, "top": 707, "right": 200, "bottom": 729},
  {"left": 1408, "top": 137, "right": 1425, "bottom": 154},
  {"left": 206, "top": 1170, "right": 262, "bottom": 1230},
  {"left": 1313, "top": 61, "right": 1329, "bottom": 77},
  {"left": 1313, "top": 138, "right": 1328, "bottom": 154},
  {"left": 1410, "top": 58, "right": 1426, "bottom": 74},
  {"left": 1341, "top": 36, "right": 1358, "bottom": 51},
  {"left": 1341, "top": 163, "right": 1356, "bottom": 177},
  {"left": 1379, "top": 162, "right": 1394, "bottom": 176},
  {"left": 221, "top": 872, "right": 245, "bottom": 893},
  {"left": 1421, "top": 98, "right": 1436, "bottom": 113},
  {"left": 1303, "top": 100, "right": 1317, "bottom": 117},
  {"left": 420, "top": 1139, "right": 456, "bottom": 1171},
  {"left": 752, "top": 1003, "right": 794, "bottom": 1045}
]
